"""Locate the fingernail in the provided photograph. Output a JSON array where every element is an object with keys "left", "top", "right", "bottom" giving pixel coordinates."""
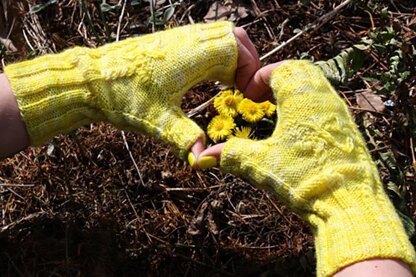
[
  {"left": 188, "top": 152, "right": 197, "bottom": 168},
  {"left": 197, "top": 156, "right": 217, "bottom": 169}
]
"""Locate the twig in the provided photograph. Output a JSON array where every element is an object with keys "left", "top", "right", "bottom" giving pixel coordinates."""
[
  {"left": 410, "top": 137, "right": 416, "bottom": 169},
  {"left": 79, "top": 0, "right": 102, "bottom": 45},
  {"left": 121, "top": 131, "right": 146, "bottom": 187},
  {"left": 279, "top": 18, "right": 289, "bottom": 40},
  {"left": 114, "top": 0, "right": 146, "bottom": 187},
  {"left": 164, "top": 184, "right": 223, "bottom": 192},
  {"left": 149, "top": 0, "right": 155, "bottom": 33},
  {"left": 0, "top": 17, "right": 17, "bottom": 52},
  {"left": 179, "top": 4, "right": 195, "bottom": 24},
  {"left": 260, "top": 0, "right": 352, "bottom": 61},
  {"left": 240, "top": 18, "right": 262, "bottom": 29},
  {"left": 124, "top": 190, "right": 140, "bottom": 221},
  {"left": 1, "top": 211, "right": 46, "bottom": 232},
  {"left": 1, "top": 194, "right": 4, "bottom": 226},
  {"left": 0, "top": 183, "right": 35, "bottom": 187},
  {"left": 264, "top": 193, "right": 291, "bottom": 225},
  {"left": 116, "top": 0, "right": 127, "bottom": 41},
  {"left": 349, "top": 106, "right": 385, "bottom": 115},
  {"left": 6, "top": 188, "right": 24, "bottom": 200},
  {"left": 186, "top": 91, "right": 221, "bottom": 118}
]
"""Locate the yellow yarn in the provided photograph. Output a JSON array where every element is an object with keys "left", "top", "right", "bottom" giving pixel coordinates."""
[
  {"left": 4, "top": 21, "right": 238, "bottom": 158},
  {"left": 220, "top": 60, "right": 416, "bottom": 277}
]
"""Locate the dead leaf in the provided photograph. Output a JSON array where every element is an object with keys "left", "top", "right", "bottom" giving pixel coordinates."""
[
  {"left": 207, "top": 210, "right": 218, "bottom": 235},
  {"left": 356, "top": 91, "right": 385, "bottom": 112},
  {"left": 204, "top": 0, "right": 249, "bottom": 22}
]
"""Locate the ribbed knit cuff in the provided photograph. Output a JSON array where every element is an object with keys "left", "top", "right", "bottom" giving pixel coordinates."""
[
  {"left": 4, "top": 48, "right": 103, "bottom": 145},
  {"left": 307, "top": 181, "right": 416, "bottom": 277}
]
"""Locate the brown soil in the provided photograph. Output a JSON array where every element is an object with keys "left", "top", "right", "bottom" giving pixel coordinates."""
[{"left": 0, "top": 1, "right": 415, "bottom": 276}]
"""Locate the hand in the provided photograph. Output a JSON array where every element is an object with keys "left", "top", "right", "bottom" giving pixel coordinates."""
[
  {"left": 190, "top": 25, "right": 260, "bottom": 157},
  {"left": 198, "top": 60, "right": 416, "bottom": 276},
  {"left": 4, "top": 22, "right": 260, "bottom": 159}
]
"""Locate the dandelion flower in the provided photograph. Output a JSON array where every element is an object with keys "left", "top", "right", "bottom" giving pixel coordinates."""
[
  {"left": 260, "top": 101, "right": 277, "bottom": 117},
  {"left": 233, "top": 126, "right": 255, "bottom": 139},
  {"left": 237, "top": 98, "right": 265, "bottom": 123},
  {"left": 214, "top": 89, "right": 243, "bottom": 117},
  {"left": 207, "top": 115, "right": 235, "bottom": 142}
]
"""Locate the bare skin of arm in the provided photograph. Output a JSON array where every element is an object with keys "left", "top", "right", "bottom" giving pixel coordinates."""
[
  {"left": 0, "top": 73, "right": 29, "bottom": 158},
  {"left": 335, "top": 259, "right": 413, "bottom": 277}
]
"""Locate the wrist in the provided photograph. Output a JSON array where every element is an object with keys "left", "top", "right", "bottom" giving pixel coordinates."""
[
  {"left": 4, "top": 47, "right": 104, "bottom": 146},
  {"left": 308, "top": 180, "right": 416, "bottom": 277},
  {"left": 0, "top": 73, "right": 29, "bottom": 157}
]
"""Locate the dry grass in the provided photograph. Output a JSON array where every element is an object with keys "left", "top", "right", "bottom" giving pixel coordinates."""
[{"left": 0, "top": 0, "right": 415, "bottom": 276}]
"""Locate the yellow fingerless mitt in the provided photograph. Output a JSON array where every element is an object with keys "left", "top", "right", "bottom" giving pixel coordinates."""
[
  {"left": 4, "top": 21, "right": 238, "bottom": 158},
  {"left": 220, "top": 60, "right": 416, "bottom": 276}
]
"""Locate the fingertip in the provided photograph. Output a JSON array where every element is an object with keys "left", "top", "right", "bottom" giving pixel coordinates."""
[
  {"left": 188, "top": 137, "right": 205, "bottom": 169},
  {"left": 199, "top": 143, "right": 225, "bottom": 162},
  {"left": 191, "top": 137, "right": 205, "bottom": 157},
  {"left": 188, "top": 152, "right": 197, "bottom": 168}
]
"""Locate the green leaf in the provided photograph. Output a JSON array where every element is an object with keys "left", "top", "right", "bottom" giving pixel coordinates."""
[
  {"left": 387, "top": 181, "right": 401, "bottom": 197},
  {"left": 354, "top": 43, "right": 371, "bottom": 51},
  {"left": 397, "top": 210, "right": 416, "bottom": 238},
  {"left": 361, "top": 76, "right": 379, "bottom": 82},
  {"left": 163, "top": 6, "right": 175, "bottom": 23},
  {"left": 315, "top": 46, "right": 365, "bottom": 85},
  {"left": 380, "top": 7, "right": 389, "bottom": 18},
  {"left": 379, "top": 150, "right": 398, "bottom": 171},
  {"left": 100, "top": 3, "right": 119, "bottom": 13},
  {"left": 30, "top": 0, "right": 57, "bottom": 14}
]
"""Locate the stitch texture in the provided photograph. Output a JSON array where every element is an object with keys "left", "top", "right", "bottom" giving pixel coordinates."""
[
  {"left": 220, "top": 60, "right": 416, "bottom": 277},
  {"left": 4, "top": 22, "right": 238, "bottom": 158}
]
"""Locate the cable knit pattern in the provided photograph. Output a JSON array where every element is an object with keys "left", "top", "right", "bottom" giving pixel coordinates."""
[
  {"left": 4, "top": 21, "right": 238, "bottom": 158},
  {"left": 220, "top": 60, "right": 416, "bottom": 277}
]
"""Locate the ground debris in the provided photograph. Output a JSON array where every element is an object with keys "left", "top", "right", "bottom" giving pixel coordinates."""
[{"left": 1, "top": 1, "right": 415, "bottom": 276}]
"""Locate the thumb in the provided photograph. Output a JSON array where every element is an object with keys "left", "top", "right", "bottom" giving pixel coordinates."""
[
  {"left": 191, "top": 142, "right": 225, "bottom": 169},
  {"left": 194, "top": 137, "right": 261, "bottom": 178},
  {"left": 142, "top": 106, "right": 206, "bottom": 160}
]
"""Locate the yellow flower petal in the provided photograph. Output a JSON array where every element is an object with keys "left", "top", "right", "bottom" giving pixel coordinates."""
[
  {"left": 214, "top": 89, "right": 243, "bottom": 118},
  {"left": 260, "top": 101, "right": 277, "bottom": 117},
  {"left": 207, "top": 115, "right": 235, "bottom": 142},
  {"left": 237, "top": 98, "right": 265, "bottom": 123},
  {"left": 233, "top": 126, "right": 254, "bottom": 139}
]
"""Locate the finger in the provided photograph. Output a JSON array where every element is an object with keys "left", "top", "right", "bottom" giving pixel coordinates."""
[
  {"left": 199, "top": 142, "right": 224, "bottom": 160},
  {"left": 195, "top": 142, "right": 225, "bottom": 169},
  {"left": 233, "top": 32, "right": 261, "bottom": 93},
  {"left": 243, "top": 62, "right": 286, "bottom": 102},
  {"left": 233, "top": 27, "right": 259, "bottom": 65},
  {"left": 190, "top": 137, "right": 205, "bottom": 157},
  {"left": 234, "top": 38, "right": 260, "bottom": 93},
  {"left": 147, "top": 107, "right": 206, "bottom": 160},
  {"left": 188, "top": 137, "right": 206, "bottom": 169}
]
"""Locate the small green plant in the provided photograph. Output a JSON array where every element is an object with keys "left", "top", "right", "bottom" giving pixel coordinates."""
[
  {"left": 30, "top": 0, "right": 57, "bottom": 14},
  {"left": 362, "top": 25, "right": 413, "bottom": 95},
  {"left": 146, "top": 0, "right": 179, "bottom": 27}
]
